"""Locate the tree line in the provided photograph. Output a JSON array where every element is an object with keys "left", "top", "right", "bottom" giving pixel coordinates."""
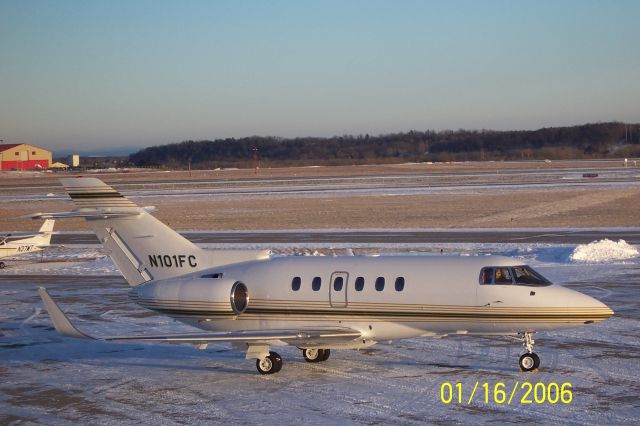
[{"left": 129, "top": 122, "right": 640, "bottom": 169}]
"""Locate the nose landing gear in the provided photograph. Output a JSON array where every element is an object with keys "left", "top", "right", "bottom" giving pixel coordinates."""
[{"left": 518, "top": 332, "right": 540, "bottom": 372}]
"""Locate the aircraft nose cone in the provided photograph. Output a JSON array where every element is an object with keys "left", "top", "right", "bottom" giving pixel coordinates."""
[
  {"left": 558, "top": 285, "right": 614, "bottom": 323},
  {"left": 593, "top": 298, "right": 614, "bottom": 319},
  {"left": 579, "top": 291, "right": 614, "bottom": 322}
]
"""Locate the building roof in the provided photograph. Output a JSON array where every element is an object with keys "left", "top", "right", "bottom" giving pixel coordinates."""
[
  {"left": 0, "top": 144, "right": 23, "bottom": 152},
  {"left": 0, "top": 143, "right": 51, "bottom": 154}
]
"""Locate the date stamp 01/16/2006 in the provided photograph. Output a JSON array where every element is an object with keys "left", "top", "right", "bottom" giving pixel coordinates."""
[{"left": 440, "top": 382, "right": 573, "bottom": 405}]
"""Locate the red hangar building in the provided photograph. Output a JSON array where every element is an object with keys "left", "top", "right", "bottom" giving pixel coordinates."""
[{"left": 0, "top": 143, "right": 52, "bottom": 171}]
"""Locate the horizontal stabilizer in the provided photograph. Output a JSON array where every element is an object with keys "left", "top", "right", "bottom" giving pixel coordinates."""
[{"left": 26, "top": 210, "right": 150, "bottom": 220}]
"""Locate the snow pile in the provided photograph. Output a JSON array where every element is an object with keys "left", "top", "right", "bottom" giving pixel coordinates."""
[{"left": 570, "top": 239, "right": 639, "bottom": 263}]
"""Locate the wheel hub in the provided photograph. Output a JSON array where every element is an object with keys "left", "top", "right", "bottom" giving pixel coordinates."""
[
  {"left": 259, "top": 358, "right": 272, "bottom": 371},
  {"left": 521, "top": 356, "right": 534, "bottom": 370}
]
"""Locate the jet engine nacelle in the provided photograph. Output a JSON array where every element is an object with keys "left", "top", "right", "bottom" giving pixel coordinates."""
[{"left": 129, "top": 277, "right": 249, "bottom": 316}]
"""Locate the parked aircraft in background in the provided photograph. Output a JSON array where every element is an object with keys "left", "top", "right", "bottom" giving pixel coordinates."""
[
  {"left": 0, "top": 219, "right": 55, "bottom": 269},
  {"left": 34, "top": 178, "right": 613, "bottom": 374}
]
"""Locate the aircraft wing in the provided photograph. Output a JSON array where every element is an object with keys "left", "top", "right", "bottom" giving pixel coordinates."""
[
  {"left": 38, "top": 287, "right": 362, "bottom": 345},
  {"left": 1, "top": 232, "right": 47, "bottom": 240}
]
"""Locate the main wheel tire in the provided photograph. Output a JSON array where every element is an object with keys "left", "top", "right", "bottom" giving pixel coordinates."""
[
  {"left": 0, "top": 261, "right": 5, "bottom": 269},
  {"left": 321, "top": 348, "right": 331, "bottom": 361},
  {"left": 271, "top": 351, "right": 283, "bottom": 373},
  {"left": 256, "top": 351, "right": 283, "bottom": 374},
  {"left": 303, "top": 348, "right": 322, "bottom": 363},
  {"left": 519, "top": 352, "right": 539, "bottom": 372}
]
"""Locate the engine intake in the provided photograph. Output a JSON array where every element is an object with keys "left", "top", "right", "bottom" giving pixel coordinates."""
[{"left": 230, "top": 281, "right": 249, "bottom": 314}]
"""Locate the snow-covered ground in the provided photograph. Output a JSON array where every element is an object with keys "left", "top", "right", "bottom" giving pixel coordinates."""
[{"left": 1, "top": 239, "right": 639, "bottom": 424}]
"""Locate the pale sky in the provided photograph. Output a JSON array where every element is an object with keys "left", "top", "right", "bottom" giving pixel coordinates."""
[{"left": 1, "top": 0, "right": 638, "bottom": 153}]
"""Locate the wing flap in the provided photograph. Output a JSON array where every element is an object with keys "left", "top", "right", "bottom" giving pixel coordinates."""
[
  {"left": 38, "top": 287, "right": 362, "bottom": 345},
  {"left": 101, "top": 329, "right": 361, "bottom": 344}
]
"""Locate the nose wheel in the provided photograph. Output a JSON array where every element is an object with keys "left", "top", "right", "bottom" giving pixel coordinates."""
[
  {"left": 518, "top": 332, "right": 540, "bottom": 372},
  {"left": 519, "top": 352, "right": 540, "bottom": 371}
]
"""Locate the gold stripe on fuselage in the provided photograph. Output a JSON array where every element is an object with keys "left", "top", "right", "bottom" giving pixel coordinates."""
[{"left": 144, "top": 306, "right": 612, "bottom": 323}]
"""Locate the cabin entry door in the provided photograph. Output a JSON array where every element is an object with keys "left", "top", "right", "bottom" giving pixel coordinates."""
[{"left": 329, "top": 271, "right": 348, "bottom": 308}]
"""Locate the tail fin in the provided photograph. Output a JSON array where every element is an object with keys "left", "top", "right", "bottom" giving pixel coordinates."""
[
  {"left": 38, "top": 219, "right": 55, "bottom": 234},
  {"left": 61, "top": 178, "right": 269, "bottom": 286},
  {"left": 33, "top": 219, "right": 55, "bottom": 246},
  {"left": 10, "top": 219, "right": 55, "bottom": 247}
]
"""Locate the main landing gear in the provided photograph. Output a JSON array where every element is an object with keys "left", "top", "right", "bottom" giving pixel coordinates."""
[
  {"left": 518, "top": 332, "right": 540, "bottom": 372},
  {"left": 254, "top": 348, "right": 332, "bottom": 374},
  {"left": 0, "top": 261, "right": 5, "bottom": 269},
  {"left": 302, "top": 348, "right": 331, "bottom": 363},
  {"left": 256, "top": 351, "right": 283, "bottom": 375}
]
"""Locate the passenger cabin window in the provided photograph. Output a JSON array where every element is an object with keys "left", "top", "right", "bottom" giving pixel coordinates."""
[
  {"left": 395, "top": 277, "right": 405, "bottom": 292},
  {"left": 292, "top": 276, "right": 301, "bottom": 291},
  {"left": 375, "top": 277, "right": 385, "bottom": 291},
  {"left": 355, "top": 277, "right": 364, "bottom": 291},
  {"left": 479, "top": 266, "right": 551, "bottom": 287},
  {"left": 312, "top": 276, "right": 322, "bottom": 291},
  {"left": 333, "top": 276, "right": 344, "bottom": 291}
]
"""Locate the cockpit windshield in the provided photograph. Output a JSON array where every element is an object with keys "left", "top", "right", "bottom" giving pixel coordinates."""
[{"left": 479, "top": 265, "right": 552, "bottom": 286}]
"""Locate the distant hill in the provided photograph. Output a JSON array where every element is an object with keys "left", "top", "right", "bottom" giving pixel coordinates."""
[{"left": 129, "top": 122, "right": 640, "bottom": 169}]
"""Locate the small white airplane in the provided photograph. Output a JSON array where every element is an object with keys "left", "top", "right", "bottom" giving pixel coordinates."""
[
  {"left": 0, "top": 219, "right": 55, "bottom": 269},
  {"left": 34, "top": 178, "right": 613, "bottom": 374}
]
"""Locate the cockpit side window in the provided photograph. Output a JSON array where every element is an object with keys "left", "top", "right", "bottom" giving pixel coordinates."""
[
  {"left": 480, "top": 268, "right": 494, "bottom": 284},
  {"left": 494, "top": 267, "right": 513, "bottom": 284},
  {"left": 512, "top": 266, "right": 552, "bottom": 286},
  {"left": 480, "top": 265, "right": 552, "bottom": 286}
]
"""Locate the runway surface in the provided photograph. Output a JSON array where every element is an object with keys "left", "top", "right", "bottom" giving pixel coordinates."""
[
  {"left": 52, "top": 228, "right": 640, "bottom": 245},
  {"left": 3, "top": 163, "right": 639, "bottom": 203}
]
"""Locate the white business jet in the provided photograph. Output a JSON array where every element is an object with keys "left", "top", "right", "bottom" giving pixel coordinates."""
[
  {"left": 34, "top": 178, "right": 613, "bottom": 374},
  {"left": 0, "top": 219, "right": 55, "bottom": 269}
]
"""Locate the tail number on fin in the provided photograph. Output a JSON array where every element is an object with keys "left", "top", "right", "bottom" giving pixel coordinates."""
[{"left": 148, "top": 254, "right": 197, "bottom": 268}]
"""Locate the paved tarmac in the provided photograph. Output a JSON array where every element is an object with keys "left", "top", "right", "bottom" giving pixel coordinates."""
[{"left": 52, "top": 228, "right": 640, "bottom": 245}]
